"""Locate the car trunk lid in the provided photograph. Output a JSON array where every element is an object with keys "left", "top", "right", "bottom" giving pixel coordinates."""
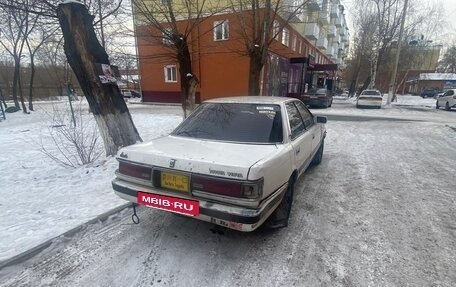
[{"left": 117, "top": 135, "right": 279, "bottom": 181}]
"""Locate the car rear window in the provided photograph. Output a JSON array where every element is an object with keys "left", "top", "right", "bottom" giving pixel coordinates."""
[
  {"left": 361, "top": 90, "right": 381, "bottom": 95},
  {"left": 172, "top": 103, "right": 283, "bottom": 143}
]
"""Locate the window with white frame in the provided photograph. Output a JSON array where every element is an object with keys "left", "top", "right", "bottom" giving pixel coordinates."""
[
  {"left": 282, "top": 28, "right": 290, "bottom": 46},
  {"left": 214, "top": 20, "right": 229, "bottom": 41},
  {"left": 292, "top": 34, "right": 297, "bottom": 51},
  {"left": 273, "top": 20, "right": 280, "bottom": 40},
  {"left": 162, "top": 28, "right": 173, "bottom": 45},
  {"left": 164, "top": 65, "right": 177, "bottom": 82}
]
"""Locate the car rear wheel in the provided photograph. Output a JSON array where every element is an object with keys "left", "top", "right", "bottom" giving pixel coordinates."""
[
  {"left": 445, "top": 102, "right": 450, "bottom": 111},
  {"left": 265, "top": 176, "right": 295, "bottom": 229},
  {"left": 436, "top": 102, "right": 439, "bottom": 109}
]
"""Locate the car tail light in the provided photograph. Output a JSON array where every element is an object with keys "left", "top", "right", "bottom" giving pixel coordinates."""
[
  {"left": 453, "top": 95, "right": 456, "bottom": 99},
  {"left": 118, "top": 161, "right": 152, "bottom": 180},
  {"left": 192, "top": 175, "right": 263, "bottom": 199}
]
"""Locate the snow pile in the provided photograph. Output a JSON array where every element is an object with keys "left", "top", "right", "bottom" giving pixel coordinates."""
[{"left": 391, "top": 95, "right": 437, "bottom": 107}]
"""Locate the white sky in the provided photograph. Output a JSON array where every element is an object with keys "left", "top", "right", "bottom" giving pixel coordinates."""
[{"left": 342, "top": 0, "right": 456, "bottom": 47}]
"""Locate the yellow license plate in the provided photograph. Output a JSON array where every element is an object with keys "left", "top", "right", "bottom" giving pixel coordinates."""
[{"left": 160, "top": 172, "right": 189, "bottom": 192}]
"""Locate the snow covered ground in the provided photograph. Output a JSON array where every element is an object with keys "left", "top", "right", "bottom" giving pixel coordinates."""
[
  {"left": 1, "top": 107, "right": 455, "bottom": 286},
  {"left": 0, "top": 100, "right": 183, "bottom": 262},
  {"left": 0, "top": 96, "right": 455, "bottom": 269}
]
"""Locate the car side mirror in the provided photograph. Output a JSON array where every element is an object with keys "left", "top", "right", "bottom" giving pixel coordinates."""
[{"left": 316, "top": 116, "right": 327, "bottom": 123}]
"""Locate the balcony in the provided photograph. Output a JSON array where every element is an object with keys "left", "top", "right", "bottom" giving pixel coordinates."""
[
  {"left": 327, "top": 25, "right": 336, "bottom": 37},
  {"left": 339, "top": 25, "right": 346, "bottom": 36},
  {"left": 307, "top": 0, "right": 321, "bottom": 11},
  {"left": 341, "top": 34, "right": 348, "bottom": 43},
  {"left": 326, "top": 46, "right": 335, "bottom": 57},
  {"left": 319, "top": 9, "right": 330, "bottom": 25},
  {"left": 335, "top": 17, "right": 342, "bottom": 27},
  {"left": 334, "top": 34, "right": 341, "bottom": 44},
  {"left": 316, "top": 37, "right": 328, "bottom": 50},
  {"left": 304, "top": 22, "right": 320, "bottom": 40},
  {"left": 330, "top": 4, "right": 340, "bottom": 18}
]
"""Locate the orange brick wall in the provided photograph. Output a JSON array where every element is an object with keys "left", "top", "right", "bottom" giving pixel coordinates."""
[{"left": 135, "top": 11, "right": 334, "bottom": 103}]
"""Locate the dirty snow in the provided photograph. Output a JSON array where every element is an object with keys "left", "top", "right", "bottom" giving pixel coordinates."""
[{"left": 0, "top": 105, "right": 455, "bottom": 286}]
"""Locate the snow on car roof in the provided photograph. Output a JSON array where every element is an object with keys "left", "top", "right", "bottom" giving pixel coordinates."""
[{"left": 204, "top": 96, "right": 294, "bottom": 104}]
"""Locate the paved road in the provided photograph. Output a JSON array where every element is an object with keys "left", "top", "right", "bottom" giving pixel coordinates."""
[{"left": 1, "top": 108, "right": 455, "bottom": 287}]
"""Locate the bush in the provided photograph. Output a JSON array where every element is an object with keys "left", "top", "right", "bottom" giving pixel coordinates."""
[{"left": 39, "top": 102, "right": 102, "bottom": 167}]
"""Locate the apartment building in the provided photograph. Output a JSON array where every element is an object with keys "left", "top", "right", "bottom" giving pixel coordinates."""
[{"left": 134, "top": 0, "right": 350, "bottom": 103}]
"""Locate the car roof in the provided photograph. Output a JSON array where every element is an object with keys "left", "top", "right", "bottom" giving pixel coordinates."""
[
  {"left": 361, "top": 89, "right": 380, "bottom": 92},
  {"left": 204, "top": 96, "right": 296, "bottom": 104}
]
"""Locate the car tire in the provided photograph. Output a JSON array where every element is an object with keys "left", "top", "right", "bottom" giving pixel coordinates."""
[
  {"left": 264, "top": 176, "right": 295, "bottom": 229},
  {"left": 311, "top": 139, "right": 324, "bottom": 166},
  {"left": 436, "top": 102, "right": 439, "bottom": 109},
  {"left": 445, "top": 102, "right": 450, "bottom": 111}
]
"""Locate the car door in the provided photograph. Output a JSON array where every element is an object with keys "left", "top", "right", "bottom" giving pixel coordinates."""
[
  {"left": 295, "top": 101, "right": 321, "bottom": 152},
  {"left": 440, "top": 90, "right": 453, "bottom": 105},
  {"left": 285, "top": 101, "right": 313, "bottom": 175}
]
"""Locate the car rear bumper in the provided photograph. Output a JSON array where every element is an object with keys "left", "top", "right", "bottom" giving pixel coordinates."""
[
  {"left": 302, "top": 98, "right": 329, "bottom": 107},
  {"left": 112, "top": 178, "right": 287, "bottom": 232},
  {"left": 357, "top": 99, "right": 382, "bottom": 108}
]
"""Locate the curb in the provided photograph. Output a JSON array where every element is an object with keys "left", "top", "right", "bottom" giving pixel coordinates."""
[{"left": 0, "top": 202, "right": 133, "bottom": 270}]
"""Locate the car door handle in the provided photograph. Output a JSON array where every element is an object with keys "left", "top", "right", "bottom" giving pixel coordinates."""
[
  {"left": 312, "top": 134, "right": 315, "bottom": 139},
  {"left": 296, "top": 147, "right": 300, "bottom": 155}
]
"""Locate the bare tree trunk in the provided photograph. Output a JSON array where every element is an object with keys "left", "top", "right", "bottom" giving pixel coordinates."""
[
  {"left": 28, "top": 54, "right": 36, "bottom": 111},
  {"left": 188, "top": 76, "right": 199, "bottom": 112},
  {"left": 18, "top": 70, "right": 28, "bottom": 113},
  {"left": 176, "top": 37, "right": 193, "bottom": 118},
  {"left": 248, "top": 55, "right": 262, "bottom": 96},
  {"left": 0, "top": 87, "right": 7, "bottom": 108},
  {"left": 57, "top": 2, "right": 141, "bottom": 156},
  {"left": 12, "top": 59, "right": 20, "bottom": 108}
]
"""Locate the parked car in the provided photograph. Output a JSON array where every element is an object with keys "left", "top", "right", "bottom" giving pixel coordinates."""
[
  {"left": 434, "top": 89, "right": 448, "bottom": 99},
  {"left": 436, "top": 89, "right": 456, "bottom": 111},
  {"left": 121, "top": 89, "right": 141, "bottom": 98},
  {"left": 356, "top": 89, "right": 383, "bottom": 109},
  {"left": 301, "top": 88, "right": 333, "bottom": 108},
  {"left": 112, "top": 96, "right": 327, "bottom": 232},
  {"left": 420, "top": 88, "right": 437, "bottom": 98}
]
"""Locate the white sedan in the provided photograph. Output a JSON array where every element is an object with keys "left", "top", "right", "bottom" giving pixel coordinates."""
[
  {"left": 356, "top": 89, "right": 383, "bottom": 108},
  {"left": 436, "top": 89, "right": 456, "bottom": 111},
  {"left": 112, "top": 97, "right": 327, "bottom": 232}
]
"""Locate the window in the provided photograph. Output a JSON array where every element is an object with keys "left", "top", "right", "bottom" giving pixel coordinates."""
[
  {"left": 292, "top": 34, "right": 297, "bottom": 51},
  {"left": 172, "top": 103, "right": 283, "bottom": 143},
  {"left": 295, "top": 101, "right": 314, "bottom": 128},
  {"left": 161, "top": 0, "right": 172, "bottom": 5},
  {"left": 214, "top": 20, "right": 229, "bottom": 41},
  {"left": 273, "top": 21, "right": 280, "bottom": 40},
  {"left": 298, "top": 39, "right": 302, "bottom": 54},
  {"left": 282, "top": 28, "right": 290, "bottom": 46},
  {"left": 164, "top": 65, "right": 177, "bottom": 82},
  {"left": 162, "top": 28, "right": 173, "bottom": 45},
  {"left": 285, "top": 102, "right": 305, "bottom": 140}
]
